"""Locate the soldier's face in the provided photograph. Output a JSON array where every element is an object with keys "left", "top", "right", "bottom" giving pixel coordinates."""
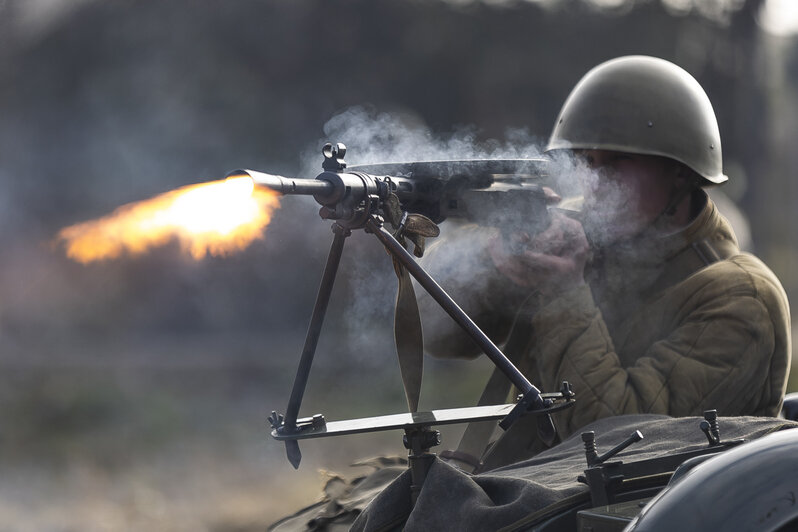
[{"left": 577, "top": 150, "right": 679, "bottom": 243}]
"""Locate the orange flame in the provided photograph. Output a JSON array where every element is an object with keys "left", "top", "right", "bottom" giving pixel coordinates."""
[{"left": 57, "top": 176, "right": 281, "bottom": 263}]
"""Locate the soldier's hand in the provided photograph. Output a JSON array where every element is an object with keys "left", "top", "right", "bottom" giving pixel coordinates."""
[{"left": 487, "top": 210, "right": 589, "bottom": 297}]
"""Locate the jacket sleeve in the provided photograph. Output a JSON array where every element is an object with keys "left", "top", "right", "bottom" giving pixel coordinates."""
[{"left": 530, "top": 267, "right": 785, "bottom": 436}]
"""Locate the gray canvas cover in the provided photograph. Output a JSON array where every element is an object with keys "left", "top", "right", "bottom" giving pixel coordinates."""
[{"left": 351, "top": 414, "right": 797, "bottom": 532}]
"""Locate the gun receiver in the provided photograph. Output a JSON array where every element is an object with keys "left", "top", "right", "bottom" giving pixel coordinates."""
[{"left": 227, "top": 143, "right": 550, "bottom": 232}]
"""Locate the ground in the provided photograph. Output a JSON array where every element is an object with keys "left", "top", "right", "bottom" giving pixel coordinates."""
[{"left": 0, "top": 331, "right": 489, "bottom": 531}]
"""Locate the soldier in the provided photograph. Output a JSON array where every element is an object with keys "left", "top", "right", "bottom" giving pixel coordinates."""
[{"left": 422, "top": 55, "right": 792, "bottom": 471}]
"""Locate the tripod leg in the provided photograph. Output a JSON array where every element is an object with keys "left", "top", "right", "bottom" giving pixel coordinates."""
[
  {"left": 367, "top": 220, "right": 539, "bottom": 399},
  {"left": 282, "top": 224, "right": 350, "bottom": 468},
  {"left": 367, "top": 218, "right": 555, "bottom": 440}
]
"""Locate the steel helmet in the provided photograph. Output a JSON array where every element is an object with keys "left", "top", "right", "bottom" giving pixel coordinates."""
[{"left": 546, "top": 55, "right": 727, "bottom": 185}]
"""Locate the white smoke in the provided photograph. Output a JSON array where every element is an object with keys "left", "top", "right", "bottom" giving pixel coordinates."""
[
  {"left": 546, "top": 149, "right": 655, "bottom": 247},
  {"left": 298, "top": 106, "right": 733, "bottom": 380},
  {"left": 300, "top": 106, "right": 546, "bottom": 177},
  {"left": 302, "top": 106, "right": 563, "bottom": 365}
]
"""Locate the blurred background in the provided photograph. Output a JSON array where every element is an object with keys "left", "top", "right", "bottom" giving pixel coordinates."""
[{"left": 0, "top": 0, "right": 796, "bottom": 530}]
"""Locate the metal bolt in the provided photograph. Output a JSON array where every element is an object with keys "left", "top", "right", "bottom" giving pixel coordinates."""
[
  {"left": 704, "top": 409, "right": 720, "bottom": 442},
  {"left": 582, "top": 431, "right": 598, "bottom": 465}
]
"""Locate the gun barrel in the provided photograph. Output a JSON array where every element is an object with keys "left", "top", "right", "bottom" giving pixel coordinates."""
[{"left": 226, "top": 169, "right": 336, "bottom": 197}]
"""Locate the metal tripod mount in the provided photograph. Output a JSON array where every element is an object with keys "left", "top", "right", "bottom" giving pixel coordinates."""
[{"left": 267, "top": 143, "right": 575, "bottom": 502}]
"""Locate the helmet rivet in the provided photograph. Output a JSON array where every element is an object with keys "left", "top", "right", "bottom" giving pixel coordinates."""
[
  {"left": 710, "top": 144, "right": 715, "bottom": 150},
  {"left": 647, "top": 120, "right": 654, "bottom": 128}
]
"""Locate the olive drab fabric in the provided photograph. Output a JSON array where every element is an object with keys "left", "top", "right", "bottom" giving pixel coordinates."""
[
  {"left": 426, "top": 192, "right": 791, "bottom": 470},
  {"left": 527, "top": 193, "right": 790, "bottom": 433},
  {"left": 268, "top": 457, "right": 408, "bottom": 532}
]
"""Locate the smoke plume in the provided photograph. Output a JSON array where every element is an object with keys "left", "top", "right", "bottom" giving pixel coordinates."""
[
  {"left": 304, "top": 107, "right": 569, "bottom": 364},
  {"left": 301, "top": 106, "right": 547, "bottom": 177},
  {"left": 304, "top": 107, "right": 662, "bottom": 368}
]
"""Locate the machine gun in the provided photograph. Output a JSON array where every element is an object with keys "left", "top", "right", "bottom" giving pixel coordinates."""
[
  {"left": 233, "top": 143, "right": 575, "bottom": 504},
  {"left": 229, "top": 144, "right": 553, "bottom": 235}
]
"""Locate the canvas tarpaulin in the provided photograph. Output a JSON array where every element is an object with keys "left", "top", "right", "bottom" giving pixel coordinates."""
[{"left": 351, "top": 414, "right": 797, "bottom": 531}]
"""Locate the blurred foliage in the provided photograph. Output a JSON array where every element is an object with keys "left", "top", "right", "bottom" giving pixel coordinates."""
[{"left": 1, "top": 371, "right": 183, "bottom": 465}]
